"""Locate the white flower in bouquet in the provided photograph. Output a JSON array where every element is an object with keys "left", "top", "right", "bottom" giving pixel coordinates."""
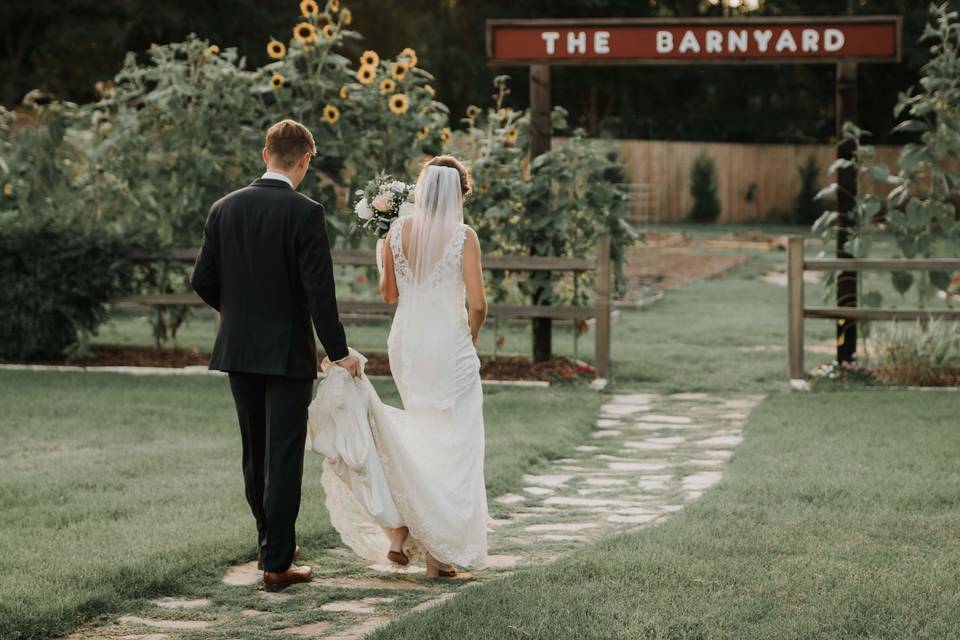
[
  {"left": 372, "top": 193, "right": 392, "bottom": 213},
  {"left": 389, "top": 180, "right": 407, "bottom": 193},
  {"left": 355, "top": 198, "right": 374, "bottom": 220},
  {"left": 399, "top": 202, "right": 415, "bottom": 217}
]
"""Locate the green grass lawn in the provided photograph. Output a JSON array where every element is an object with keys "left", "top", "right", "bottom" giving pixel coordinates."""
[
  {"left": 0, "top": 371, "right": 596, "bottom": 640},
  {"left": 372, "top": 390, "right": 960, "bottom": 640}
]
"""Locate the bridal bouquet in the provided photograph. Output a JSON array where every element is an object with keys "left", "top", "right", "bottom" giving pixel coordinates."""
[{"left": 353, "top": 173, "right": 415, "bottom": 239}]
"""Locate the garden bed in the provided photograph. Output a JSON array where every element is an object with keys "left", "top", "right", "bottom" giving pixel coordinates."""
[{"left": 7, "top": 345, "right": 596, "bottom": 383}]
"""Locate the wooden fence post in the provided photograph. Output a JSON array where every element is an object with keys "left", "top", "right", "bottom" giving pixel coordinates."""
[
  {"left": 595, "top": 235, "right": 612, "bottom": 380},
  {"left": 787, "top": 236, "right": 805, "bottom": 380}
]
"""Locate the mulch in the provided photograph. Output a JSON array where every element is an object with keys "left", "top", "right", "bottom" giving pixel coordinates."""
[{"left": 16, "top": 344, "right": 596, "bottom": 383}]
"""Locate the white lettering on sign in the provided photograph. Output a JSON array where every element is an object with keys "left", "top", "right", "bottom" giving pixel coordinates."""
[
  {"left": 824, "top": 28, "right": 845, "bottom": 52},
  {"left": 728, "top": 29, "right": 748, "bottom": 53},
  {"left": 567, "top": 31, "right": 587, "bottom": 54},
  {"left": 802, "top": 29, "right": 819, "bottom": 51},
  {"left": 656, "top": 31, "right": 674, "bottom": 53},
  {"left": 753, "top": 29, "right": 774, "bottom": 52},
  {"left": 679, "top": 31, "right": 701, "bottom": 54},
  {"left": 595, "top": 31, "right": 611, "bottom": 54},
  {"left": 775, "top": 29, "right": 798, "bottom": 52},
  {"left": 541, "top": 31, "right": 560, "bottom": 55},
  {"left": 705, "top": 30, "right": 723, "bottom": 53}
]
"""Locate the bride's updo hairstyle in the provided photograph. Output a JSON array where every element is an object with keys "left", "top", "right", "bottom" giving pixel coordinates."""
[{"left": 421, "top": 155, "right": 472, "bottom": 199}]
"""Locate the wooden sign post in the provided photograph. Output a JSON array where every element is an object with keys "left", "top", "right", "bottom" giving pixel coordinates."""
[{"left": 487, "top": 16, "right": 901, "bottom": 366}]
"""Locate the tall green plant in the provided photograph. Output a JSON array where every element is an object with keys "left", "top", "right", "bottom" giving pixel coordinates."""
[{"left": 687, "top": 152, "right": 721, "bottom": 223}]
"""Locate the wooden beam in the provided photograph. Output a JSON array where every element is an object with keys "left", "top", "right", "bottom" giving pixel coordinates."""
[
  {"left": 529, "top": 62, "right": 554, "bottom": 363},
  {"left": 805, "top": 258, "right": 960, "bottom": 271},
  {"left": 594, "top": 235, "right": 612, "bottom": 380},
  {"left": 805, "top": 307, "right": 960, "bottom": 321},
  {"left": 835, "top": 61, "right": 859, "bottom": 363},
  {"left": 787, "top": 236, "right": 805, "bottom": 380}
]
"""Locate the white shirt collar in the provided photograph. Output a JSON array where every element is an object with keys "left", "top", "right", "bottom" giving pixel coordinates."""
[{"left": 261, "top": 171, "right": 294, "bottom": 189}]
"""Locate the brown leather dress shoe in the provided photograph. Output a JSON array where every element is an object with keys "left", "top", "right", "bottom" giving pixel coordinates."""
[
  {"left": 257, "top": 544, "right": 300, "bottom": 570},
  {"left": 263, "top": 563, "right": 313, "bottom": 591}
]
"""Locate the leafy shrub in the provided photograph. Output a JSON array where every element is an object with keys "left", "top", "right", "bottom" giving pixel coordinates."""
[
  {"left": 687, "top": 152, "right": 721, "bottom": 223},
  {"left": 870, "top": 319, "right": 960, "bottom": 386},
  {"left": 793, "top": 155, "right": 824, "bottom": 226},
  {"left": 0, "top": 214, "right": 132, "bottom": 360}
]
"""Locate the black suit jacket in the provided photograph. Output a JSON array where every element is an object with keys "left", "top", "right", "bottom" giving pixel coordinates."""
[{"left": 190, "top": 178, "right": 349, "bottom": 378}]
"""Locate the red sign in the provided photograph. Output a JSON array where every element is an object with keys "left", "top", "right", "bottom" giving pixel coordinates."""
[{"left": 487, "top": 17, "right": 901, "bottom": 65}]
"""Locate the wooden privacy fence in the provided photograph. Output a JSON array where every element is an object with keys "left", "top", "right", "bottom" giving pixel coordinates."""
[
  {"left": 119, "top": 236, "right": 613, "bottom": 379},
  {"left": 786, "top": 236, "right": 960, "bottom": 380}
]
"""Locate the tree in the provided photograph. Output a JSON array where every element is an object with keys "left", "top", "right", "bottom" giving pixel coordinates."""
[{"left": 687, "top": 152, "right": 721, "bottom": 223}]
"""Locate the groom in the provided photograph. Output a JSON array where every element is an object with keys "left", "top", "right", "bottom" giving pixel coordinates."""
[{"left": 191, "top": 119, "right": 360, "bottom": 589}]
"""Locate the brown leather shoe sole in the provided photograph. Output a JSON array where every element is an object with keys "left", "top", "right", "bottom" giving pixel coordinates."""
[{"left": 263, "top": 565, "right": 313, "bottom": 592}]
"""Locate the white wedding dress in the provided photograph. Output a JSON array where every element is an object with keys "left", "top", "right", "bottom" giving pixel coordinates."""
[{"left": 307, "top": 165, "right": 488, "bottom": 568}]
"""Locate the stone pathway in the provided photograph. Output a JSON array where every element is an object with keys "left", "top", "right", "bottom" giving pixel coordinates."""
[{"left": 68, "top": 391, "right": 762, "bottom": 640}]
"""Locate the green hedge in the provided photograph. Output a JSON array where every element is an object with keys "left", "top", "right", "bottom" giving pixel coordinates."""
[{"left": 0, "top": 214, "right": 131, "bottom": 360}]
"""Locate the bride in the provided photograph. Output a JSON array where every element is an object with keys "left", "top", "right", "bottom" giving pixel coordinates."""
[{"left": 312, "top": 156, "right": 489, "bottom": 578}]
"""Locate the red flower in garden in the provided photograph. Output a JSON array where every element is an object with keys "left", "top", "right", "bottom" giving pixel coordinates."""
[{"left": 356, "top": 274, "right": 367, "bottom": 285}]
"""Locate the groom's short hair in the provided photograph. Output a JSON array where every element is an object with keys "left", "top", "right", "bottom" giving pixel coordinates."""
[{"left": 265, "top": 119, "right": 317, "bottom": 169}]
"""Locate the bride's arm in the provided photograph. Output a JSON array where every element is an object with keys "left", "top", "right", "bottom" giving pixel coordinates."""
[
  {"left": 379, "top": 237, "right": 399, "bottom": 304},
  {"left": 463, "top": 227, "right": 487, "bottom": 346}
]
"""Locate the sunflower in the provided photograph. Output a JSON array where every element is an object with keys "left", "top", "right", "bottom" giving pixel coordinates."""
[
  {"left": 356, "top": 65, "right": 376, "bottom": 84},
  {"left": 388, "top": 93, "right": 409, "bottom": 114},
  {"left": 417, "top": 126, "right": 429, "bottom": 140},
  {"left": 504, "top": 126, "right": 519, "bottom": 145},
  {"left": 322, "top": 23, "right": 336, "bottom": 39},
  {"left": 379, "top": 78, "right": 396, "bottom": 94},
  {"left": 322, "top": 104, "right": 340, "bottom": 124},
  {"left": 478, "top": 183, "right": 489, "bottom": 194},
  {"left": 440, "top": 127, "right": 451, "bottom": 143},
  {"left": 424, "top": 85, "right": 435, "bottom": 98},
  {"left": 390, "top": 62, "right": 409, "bottom": 80},
  {"left": 339, "top": 85, "right": 350, "bottom": 100},
  {"left": 513, "top": 201, "right": 524, "bottom": 212},
  {"left": 360, "top": 50, "right": 379, "bottom": 67},
  {"left": 3, "top": 183, "right": 12, "bottom": 197},
  {"left": 399, "top": 47, "right": 418, "bottom": 67},
  {"left": 300, "top": 0, "right": 319, "bottom": 17},
  {"left": 207, "top": 44, "right": 220, "bottom": 56},
  {"left": 293, "top": 22, "right": 318, "bottom": 44},
  {"left": 328, "top": 0, "right": 340, "bottom": 11},
  {"left": 270, "top": 73, "right": 285, "bottom": 90},
  {"left": 267, "top": 39, "right": 286, "bottom": 59},
  {"left": 340, "top": 8, "right": 352, "bottom": 24}
]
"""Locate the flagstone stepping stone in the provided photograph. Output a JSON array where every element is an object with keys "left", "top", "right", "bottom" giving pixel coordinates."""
[
  {"left": 223, "top": 560, "right": 261, "bottom": 586},
  {"left": 584, "top": 477, "right": 628, "bottom": 486},
  {"left": 610, "top": 393, "right": 657, "bottom": 405},
  {"left": 524, "top": 522, "right": 599, "bottom": 533},
  {"left": 242, "top": 609, "right": 269, "bottom": 617},
  {"left": 321, "top": 597, "right": 395, "bottom": 614},
  {"left": 575, "top": 445, "right": 600, "bottom": 452},
  {"left": 682, "top": 471, "right": 723, "bottom": 490},
  {"left": 577, "top": 488, "right": 620, "bottom": 496},
  {"left": 544, "top": 496, "right": 630, "bottom": 507},
  {"left": 602, "top": 404, "right": 650, "bottom": 416},
  {"left": 559, "top": 466, "right": 595, "bottom": 472},
  {"left": 595, "top": 454, "right": 635, "bottom": 461},
  {"left": 629, "top": 422, "right": 691, "bottom": 431},
  {"left": 719, "top": 412, "right": 747, "bottom": 420},
  {"left": 150, "top": 597, "right": 209, "bottom": 610},
  {"left": 258, "top": 591, "right": 292, "bottom": 603},
  {"left": 659, "top": 505, "right": 684, "bottom": 513},
  {"left": 622, "top": 441, "right": 675, "bottom": 450},
  {"left": 701, "top": 449, "right": 733, "bottom": 460},
  {"left": 669, "top": 392, "right": 710, "bottom": 401},
  {"left": 278, "top": 621, "right": 331, "bottom": 636},
  {"left": 608, "top": 462, "right": 669, "bottom": 472},
  {"left": 494, "top": 493, "right": 525, "bottom": 505},
  {"left": 616, "top": 507, "right": 659, "bottom": 515},
  {"left": 485, "top": 554, "right": 523, "bottom": 568},
  {"left": 639, "top": 414, "right": 694, "bottom": 424},
  {"left": 117, "top": 617, "right": 214, "bottom": 631},
  {"left": 523, "top": 486, "right": 554, "bottom": 496},
  {"left": 697, "top": 435, "right": 744, "bottom": 447},
  {"left": 592, "top": 430, "right": 622, "bottom": 438},
  {"left": 646, "top": 436, "right": 687, "bottom": 444},
  {"left": 722, "top": 399, "right": 757, "bottom": 409},
  {"left": 522, "top": 474, "right": 573, "bottom": 487},
  {"left": 691, "top": 458, "right": 725, "bottom": 466},
  {"left": 487, "top": 517, "right": 514, "bottom": 530},
  {"left": 686, "top": 491, "right": 704, "bottom": 500},
  {"left": 326, "top": 616, "right": 391, "bottom": 640},
  {"left": 595, "top": 418, "right": 621, "bottom": 427},
  {"left": 120, "top": 635, "right": 168, "bottom": 640},
  {"left": 368, "top": 563, "right": 426, "bottom": 574},
  {"left": 607, "top": 513, "right": 660, "bottom": 524},
  {"left": 541, "top": 534, "right": 590, "bottom": 542},
  {"left": 412, "top": 592, "right": 457, "bottom": 612}
]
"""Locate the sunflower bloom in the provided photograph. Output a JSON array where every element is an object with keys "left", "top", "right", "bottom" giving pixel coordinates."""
[
  {"left": 3, "top": 183, "right": 12, "bottom": 196},
  {"left": 440, "top": 127, "right": 451, "bottom": 143},
  {"left": 328, "top": 0, "right": 340, "bottom": 11},
  {"left": 300, "top": 0, "right": 319, "bottom": 17},
  {"left": 270, "top": 73, "right": 285, "bottom": 90},
  {"left": 356, "top": 65, "right": 376, "bottom": 84},
  {"left": 379, "top": 78, "right": 396, "bottom": 94},
  {"left": 360, "top": 50, "right": 379, "bottom": 67},
  {"left": 505, "top": 127, "right": 519, "bottom": 144},
  {"left": 391, "top": 62, "right": 408, "bottom": 81},
  {"left": 294, "top": 22, "right": 318, "bottom": 44},
  {"left": 323, "top": 104, "right": 340, "bottom": 124},
  {"left": 417, "top": 126, "right": 429, "bottom": 140},
  {"left": 424, "top": 85, "right": 435, "bottom": 98},
  {"left": 399, "top": 47, "right": 418, "bottom": 67},
  {"left": 322, "top": 23, "right": 336, "bottom": 39},
  {"left": 339, "top": 85, "right": 350, "bottom": 99},
  {"left": 341, "top": 8, "right": 352, "bottom": 24},
  {"left": 267, "top": 39, "right": 286, "bottom": 59},
  {"left": 207, "top": 44, "right": 220, "bottom": 56},
  {"left": 388, "top": 93, "right": 409, "bottom": 114}
]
